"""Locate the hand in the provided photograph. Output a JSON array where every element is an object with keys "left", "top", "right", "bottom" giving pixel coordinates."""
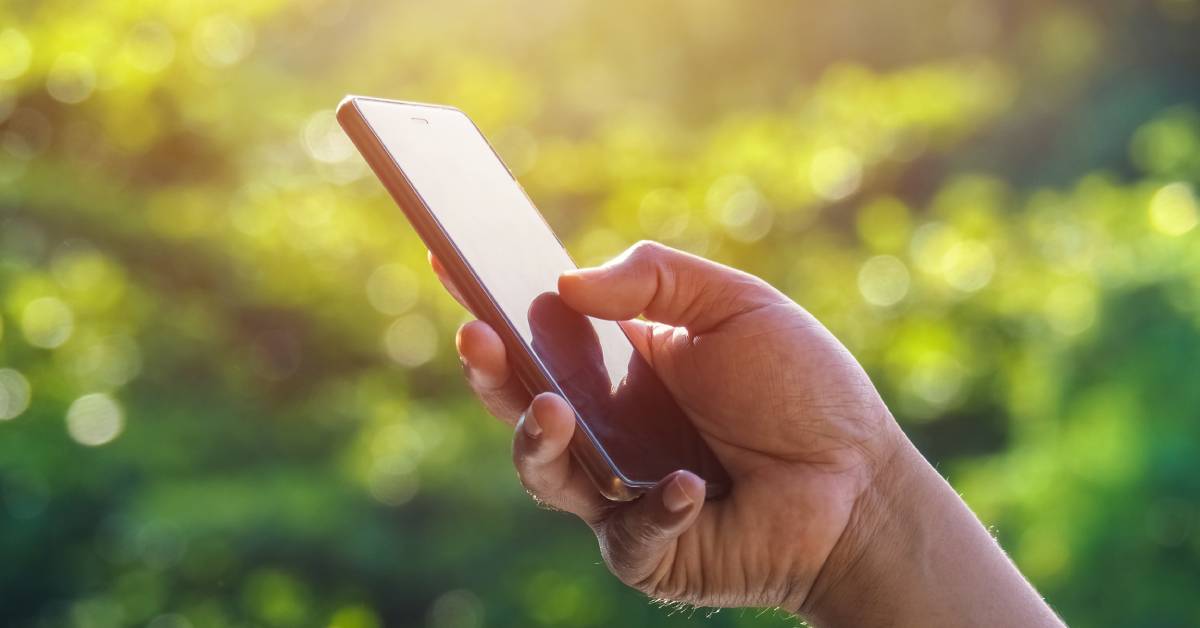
[
  {"left": 431, "top": 241, "right": 1063, "bottom": 626},
  {"left": 433, "top": 241, "right": 902, "bottom": 609}
]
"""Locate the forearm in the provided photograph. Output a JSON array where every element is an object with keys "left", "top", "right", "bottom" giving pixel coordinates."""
[{"left": 799, "top": 438, "right": 1064, "bottom": 627}]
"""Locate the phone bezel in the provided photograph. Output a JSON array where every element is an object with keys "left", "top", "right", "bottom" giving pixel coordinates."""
[{"left": 339, "top": 95, "right": 730, "bottom": 501}]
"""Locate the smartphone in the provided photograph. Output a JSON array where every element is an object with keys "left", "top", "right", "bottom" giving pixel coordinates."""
[{"left": 337, "top": 96, "right": 729, "bottom": 501}]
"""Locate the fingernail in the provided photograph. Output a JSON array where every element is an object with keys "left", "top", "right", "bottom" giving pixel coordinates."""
[
  {"left": 662, "top": 473, "right": 696, "bottom": 513},
  {"left": 522, "top": 409, "right": 542, "bottom": 439},
  {"left": 460, "top": 356, "right": 473, "bottom": 381}
]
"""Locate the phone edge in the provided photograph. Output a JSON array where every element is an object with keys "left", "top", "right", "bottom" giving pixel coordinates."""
[{"left": 336, "top": 95, "right": 653, "bottom": 501}]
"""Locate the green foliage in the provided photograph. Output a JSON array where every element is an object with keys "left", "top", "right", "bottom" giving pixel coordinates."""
[{"left": 2, "top": 0, "right": 1199, "bottom": 626}]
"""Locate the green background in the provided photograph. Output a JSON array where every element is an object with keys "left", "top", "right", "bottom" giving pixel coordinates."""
[{"left": 1, "top": 0, "right": 1199, "bottom": 626}]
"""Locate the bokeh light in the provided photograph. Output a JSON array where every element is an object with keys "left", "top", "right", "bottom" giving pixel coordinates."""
[
  {"left": 383, "top": 314, "right": 438, "bottom": 367},
  {"left": 1148, "top": 182, "right": 1198, "bottom": 236},
  {"left": 123, "top": 22, "right": 177, "bottom": 75},
  {"left": 303, "top": 109, "right": 357, "bottom": 164},
  {"left": 45, "top": 53, "right": 97, "bottom": 105},
  {"left": 0, "top": 28, "right": 32, "bottom": 81},
  {"left": 857, "top": 255, "right": 911, "bottom": 307},
  {"left": 191, "top": 15, "right": 255, "bottom": 68},
  {"left": 366, "top": 263, "right": 420, "bottom": 316},
  {"left": 0, "top": 368, "right": 32, "bottom": 421},
  {"left": 20, "top": 296, "right": 75, "bottom": 349},
  {"left": 66, "top": 393, "right": 125, "bottom": 447},
  {"left": 941, "top": 240, "right": 995, "bottom": 293},
  {"left": 809, "top": 147, "right": 863, "bottom": 201}
]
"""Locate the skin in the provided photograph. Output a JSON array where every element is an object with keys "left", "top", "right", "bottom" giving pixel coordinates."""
[{"left": 431, "top": 241, "right": 1064, "bottom": 626}]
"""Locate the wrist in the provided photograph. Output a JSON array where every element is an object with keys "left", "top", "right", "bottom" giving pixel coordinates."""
[
  {"left": 796, "top": 434, "right": 1063, "bottom": 627},
  {"left": 795, "top": 434, "right": 939, "bottom": 624}
]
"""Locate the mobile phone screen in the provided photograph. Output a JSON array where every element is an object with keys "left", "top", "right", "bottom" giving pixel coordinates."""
[{"left": 351, "top": 98, "right": 726, "bottom": 488}]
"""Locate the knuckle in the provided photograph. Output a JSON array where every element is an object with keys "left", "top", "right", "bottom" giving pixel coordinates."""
[{"left": 629, "top": 239, "right": 667, "bottom": 261}]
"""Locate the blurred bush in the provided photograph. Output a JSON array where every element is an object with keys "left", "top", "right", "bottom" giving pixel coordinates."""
[{"left": 1, "top": 0, "right": 1198, "bottom": 626}]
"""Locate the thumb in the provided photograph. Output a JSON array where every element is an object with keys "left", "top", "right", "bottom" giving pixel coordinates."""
[
  {"left": 595, "top": 470, "right": 706, "bottom": 595},
  {"left": 558, "top": 241, "right": 786, "bottom": 333}
]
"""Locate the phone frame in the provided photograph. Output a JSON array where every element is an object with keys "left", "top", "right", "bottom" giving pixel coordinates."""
[{"left": 338, "top": 95, "right": 728, "bottom": 501}]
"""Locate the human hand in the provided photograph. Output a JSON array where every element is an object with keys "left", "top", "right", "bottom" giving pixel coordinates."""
[{"left": 433, "top": 241, "right": 903, "bottom": 610}]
